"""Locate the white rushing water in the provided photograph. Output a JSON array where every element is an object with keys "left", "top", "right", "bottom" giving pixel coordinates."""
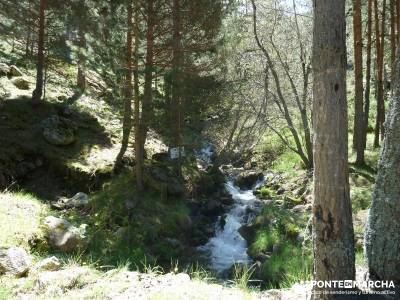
[{"left": 199, "top": 181, "right": 263, "bottom": 273}]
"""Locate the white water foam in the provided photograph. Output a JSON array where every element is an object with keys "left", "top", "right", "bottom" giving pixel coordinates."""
[{"left": 199, "top": 181, "right": 262, "bottom": 273}]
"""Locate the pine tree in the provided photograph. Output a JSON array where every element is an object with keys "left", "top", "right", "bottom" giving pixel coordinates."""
[{"left": 312, "top": 0, "right": 355, "bottom": 298}]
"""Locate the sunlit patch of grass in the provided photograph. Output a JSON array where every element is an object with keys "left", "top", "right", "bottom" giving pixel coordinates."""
[
  {"left": 0, "top": 191, "right": 50, "bottom": 250},
  {"left": 185, "top": 262, "right": 214, "bottom": 282},
  {"left": 229, "top": 263, "right": 258, "bottom": 291},
  {"left": 271, "top": 149, "right": 303, "bottom": 175},
  {"left": 263, "top": 242, "right": 312, "bottom": 289}
]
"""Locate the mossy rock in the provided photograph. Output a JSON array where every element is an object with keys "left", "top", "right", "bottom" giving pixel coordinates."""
[
  {"left": 283, "top": 196, "right": 302, "bottom": 209},
  {"left": 254, "top": 187, "right": 275, "bottom": 199},
  {"left": 12, "top": 77, "right": 30, "bottom": 90}
]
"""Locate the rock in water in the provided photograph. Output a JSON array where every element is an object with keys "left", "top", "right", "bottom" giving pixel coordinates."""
[
  {"left": 235, "top": 171, "right": 264, "bottom": 190},
  {"left": 8, "top": 65, "right": 23, "bottom": 77},
  {"left": 12, "top": 77, "right": 30, "bottom": 90},
  {"left": 0, "top": 247, "right": 31, "bottom": 277},
  {"left": 43, "top": 216, "right": 86, "bottom": 252},
  {"left": 41, "top": 115, "right": 75, "bottom": 146}
]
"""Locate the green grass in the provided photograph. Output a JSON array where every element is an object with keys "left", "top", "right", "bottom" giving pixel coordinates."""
[
  {"left": 246, "top": 204, "right": 312, "bottom": 289},
  {"left": 0, "top": 191, "right": 50, "bottom": 250},
  {"left": 64, "top": 172, "right": 190, "bottom": 270}
]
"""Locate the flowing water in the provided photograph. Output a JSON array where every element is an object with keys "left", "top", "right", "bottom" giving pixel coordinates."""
[
  {"left": 199, "top": 181, "right": 263, "bottom": 273},
  {"left": 196, "top": 143, "right": 264, "bottom": 274}
]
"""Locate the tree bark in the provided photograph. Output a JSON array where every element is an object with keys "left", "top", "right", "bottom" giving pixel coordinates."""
[
  {"left": 32, "top": 0, "right": 46, "bottom": 103},
  {"left": 374, "top": 0, "right": 387, "bottom": 148},
  {"left": 137, "top": 0, "right": 155, "bottom": 189},
  {"left": 312, "top": 0, "right": 355, "bottom": 298},
  {"left": 363, "top": 0, "right": 373, "bottom": 151},
  {"left": 115, "top": 2, "right": 134, "bottom": 171},
  {"left": 133, "top": 2, "right": 143, "bottom": 191},
  {"left": 77, "top": 27, "right": 86, "bottom": 91},
  {"left": 390, "top": 0, "right": 396, "bottom": 67},
  {"left": 365, "top": 46, "right": 400, "bottom": 284},
  {"left": 353, "top": 0, "right": 365, "bottom": 165},
  {"left": 171, "top": 0, "right": 183, "bottom": 175}
]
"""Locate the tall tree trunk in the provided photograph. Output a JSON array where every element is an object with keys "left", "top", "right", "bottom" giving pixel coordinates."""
[
  {"left": 374, "top": 0, "right": 387, "bottom": 148},
  {"left": 115, "top": 2, "right": 134, "bottom": 171},
  {"left": 353, "top": 0, "right": 365, "bottom": 165},
  {"left": 171, "top": 0, "right": 183, "bottom": 176},
  {"left": 138, "top": 0, "right": 155, "bottom": 189},
  {"left": 312, "top": 1, "right": 355, "bottom": 298},
  {"left": 365, "top": 46, "right": 400, "bottom": 284},
  {"left": 397, "top": 0, "right": 400, "bottom": 44},
  {"left": 390, "top": 0, "right": 396, "bottom": 67},
  {"left": 363, "top": 0, "right": 373, "bottom": 151},
  {"left": 32, "top": 0, "right": 46, "bottom": 103},
  {"left": 77, "top": 28, "right": 86, "bottom": 91},
  {"left": 133, "top": 3, "right": 142, "bottom": 190}
]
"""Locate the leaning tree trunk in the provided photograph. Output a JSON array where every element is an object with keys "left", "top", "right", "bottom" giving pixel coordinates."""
[
  {"left": 353, "top": 0, "right": 365, "bottom": 165},
  {"left": 312, "top": 0, "right": 355, "bottom": 298},
  {"left": 32, "top": 0, "right": 46, "bottom": 103},
  {"left": 365, "top": 47, "right": 400, "bottom": 284}
]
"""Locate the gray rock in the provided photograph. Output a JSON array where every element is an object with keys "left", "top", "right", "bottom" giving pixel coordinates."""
[
  {"left": 8, "top": 65, "right": 23, "bottom": 77},
  {"left": 0, "top": 86, "right": 10, "bottom": 101},
  {"left": 34, "top": 256, "right": 61, "bottom": 272},
  {"left": 12, "top": 77, "right": 30, "bottom": 90},
  {"left": 63, "top": 192, "right": 90, "bottom": 208},
  {"left": 0, "top": 247, "right": 31, "bottom": 277},
  {"left": 291, "top": 204, "right": 312, "bottom": 214},
  {"left": 41, "top": 115, "right": 75, "bottom": 146},
  {"left": 0, "top": 63, "right": 10, "bottom": 77},
  {"left": 43, "top": 216, "right": 86, "bottom": 252}
]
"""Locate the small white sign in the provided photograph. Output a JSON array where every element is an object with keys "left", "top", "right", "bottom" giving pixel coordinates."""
[{"left": 170, "top": 147, "right": 185, "bottom": 159}]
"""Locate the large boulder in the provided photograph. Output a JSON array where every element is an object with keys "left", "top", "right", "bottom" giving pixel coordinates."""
[
  {"left": 41, "top": 115, "right": 75, "bottom": 146},
  {"left": 235, "top": 171, "right": 264, "bottom": 190},
  {"left": 0, "top": 247, "right": 31, "bottom": 277},
  {"left": 43, "top": 216, "right": 86, "bottom": 252},
  {"left": 12, "top": 77, "right": 30, "bottom": 90},
  {"left": 8, "top": 65, "right": 23, "bottom": 77},
  {"left": 238, "top": 223, "right": 260, "bottom": 244},
  {"left": 0, "top": 63, "right": 10, "bottom": 77}
]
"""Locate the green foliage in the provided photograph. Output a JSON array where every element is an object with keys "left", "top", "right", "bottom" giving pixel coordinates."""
[
  {"left": 75, "top": 172, "right": 190, "bottom": 269},
  {"left": 229, "top": 264, "right": 258, "bottom": 291},
  {"left": 351, "top": 186, "right": 372, "bottom": 213},
  {"left": 263, "top": 242, "right": 312, "bottom": 289},
  {"left": 247, "top": 204, "right": 312, "bottom": 288},
  {"left": 270, "top": 148, "right": 303, "bottom": 175}
]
